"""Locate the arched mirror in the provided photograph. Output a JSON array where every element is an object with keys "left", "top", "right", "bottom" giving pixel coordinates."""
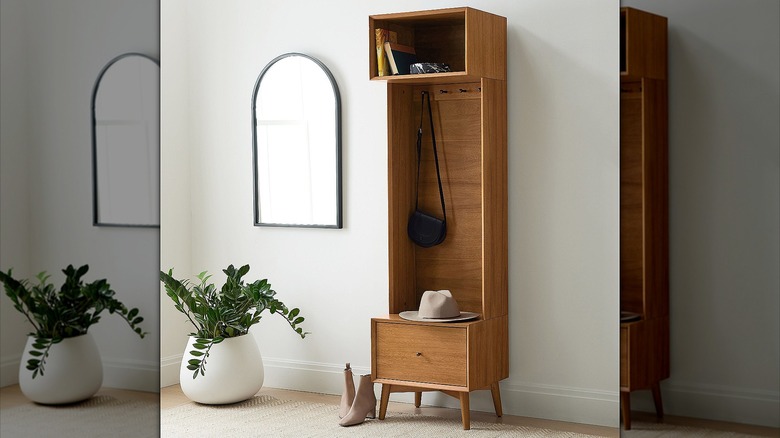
[
  {"left": 252, "top": 53, "right": 342, "bottom": 228},
  {"left": 91, "top": 53, "right": 160, "bottom": 227}
]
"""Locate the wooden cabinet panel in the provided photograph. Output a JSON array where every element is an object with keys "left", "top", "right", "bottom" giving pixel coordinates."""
[
  {"left": 386, "top": 80, "right": 505, "bottom": 318},
  {"left": 620, "top": 78, "right": 669, "bottom": 320},
  {"left": 375, "top": 322, "right": 467, "bottom": 386},
  {"left": 481, "top": 77, "right": 509, "bottom": 320},
  {"left": 641, "top": 78, "right": 669, "bottom": 320},
  {"left": 620, "top": 81, "right": 645, "bottom": 316},
  {"left": 620, "top": 326, "right": 628, "bottom": 388}
]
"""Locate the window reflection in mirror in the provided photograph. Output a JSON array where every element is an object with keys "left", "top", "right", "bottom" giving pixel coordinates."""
[
  {"left": 91, "top": 53, "right": 160, "bottom": 227},
  {"left": 252, "top": 53, "right": 342, "bottom": 228}
]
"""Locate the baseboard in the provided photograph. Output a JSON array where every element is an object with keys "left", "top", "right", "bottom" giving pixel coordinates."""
[
  {"left": 1, "top": 354, "right": 158, "bottom": 392},
  {"left": 631, "top": 381, "right": 780, "bottom": 428},
  {"left": 262, "top": 357, "right": 371, "bottom": 396},
  {"left": 0, "top": 354, "right": 21, "bottom": 387},
  {"left": 499, "top": 381, "right": 618, "bottom": 427},
  {"left": 102, "top": 357, "right": 159, "bottom": 392},
  {"left": 262, "top": 357, "right": 619, "bottom": 427},
  {"left": 160, "top": 353, "right": 182, "bottom": 388}
]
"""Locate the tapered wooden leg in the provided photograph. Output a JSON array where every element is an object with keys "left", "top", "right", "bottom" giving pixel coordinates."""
[
  {"left": 459, "top": 392, "right": 470, "bottom": 430},
  {"left": 490, "top": 382, "right": 503, "bottom": 417},
  {"left": 414, "top": 391, "right": 422, "bottom": 408},
  {"left": 620, "top": 391, "right": 631, "bottom": 430},
  {"left": 651, "top": 382, "right": 664, "bottom": 420},
  {"left": 378, "top": 384, "right": 391, "bottom": 420}
]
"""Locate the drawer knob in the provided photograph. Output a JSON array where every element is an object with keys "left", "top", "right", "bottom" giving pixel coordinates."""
[{"left": 416, "top": 352, "right": 422, "bottom": 357}]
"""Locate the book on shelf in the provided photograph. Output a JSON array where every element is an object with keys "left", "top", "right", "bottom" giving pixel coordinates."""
[
  {"left": 374, "top": 28, "right": 397, "bottom": 77},
  {"left": 384, "top": 42, "right": 417, "bottom": 75}
]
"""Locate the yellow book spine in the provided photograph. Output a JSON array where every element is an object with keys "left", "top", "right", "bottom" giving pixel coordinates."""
[{"left": 375, "top": 28, "right": 389, "bottom": 76}]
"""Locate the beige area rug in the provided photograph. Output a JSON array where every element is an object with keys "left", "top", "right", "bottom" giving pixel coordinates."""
[
  {"left": 161, "top": 395, "right": 602, "bottom": 437},
  {"left": 0, "top": 395, "right": 158, "bottom": 438}
]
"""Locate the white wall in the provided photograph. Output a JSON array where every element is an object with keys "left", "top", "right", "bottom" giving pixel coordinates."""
[
  {"left": 0, "top": 0, "right": 160, "bottom": 392},
  {"left": 0, "top": 0, "right": 32, "bottom": 385},
  {"left": 160, "top": 0, "right": 620, "bottom": 427},
  {"left": 159, "top": 0, "right": 195, "bottom": 386},
  {"left": 620, "top": 0, "right": 780, "bottom": 427}
]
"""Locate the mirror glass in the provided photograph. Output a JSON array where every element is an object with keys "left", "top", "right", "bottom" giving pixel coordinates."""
[
  {"left": 252, "top": 53, "right": 342, "bottom": 228},
  {"left": 92, "top": 53, "right": 160, "bottom": 227}
]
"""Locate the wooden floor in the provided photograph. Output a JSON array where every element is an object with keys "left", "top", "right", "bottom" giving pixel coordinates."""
[{"left": 2, "top": 384, "right": 778, "bottom": 437}]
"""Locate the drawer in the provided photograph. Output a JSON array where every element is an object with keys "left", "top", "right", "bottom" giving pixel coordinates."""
[{"left": 374, "top": 322, "right": 467, "bottom": 386}]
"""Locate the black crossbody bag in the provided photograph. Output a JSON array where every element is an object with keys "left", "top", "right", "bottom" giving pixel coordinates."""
[{"left": 407, "top": 91, "right": 447, "bottom": 248}]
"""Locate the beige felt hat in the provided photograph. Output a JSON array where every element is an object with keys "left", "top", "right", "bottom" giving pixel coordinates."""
[{"left": 398, "top": 290, "right": 480, "bottom": 322}]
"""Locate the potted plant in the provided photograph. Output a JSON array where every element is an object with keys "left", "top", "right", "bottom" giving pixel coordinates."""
[
  {"left": 160, "top": 264, "right": 307, "bottom": 404},
  {"left": 0, "top": 264, "right": 147, "bottom": 404}
]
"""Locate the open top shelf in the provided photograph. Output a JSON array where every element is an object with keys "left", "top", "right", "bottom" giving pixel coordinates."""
[
  {"left": 621, "top": 7, "right": 667, "bottom": 79},
  {"left": 369, "top": 7, "right": 506, "bottom": 82}
]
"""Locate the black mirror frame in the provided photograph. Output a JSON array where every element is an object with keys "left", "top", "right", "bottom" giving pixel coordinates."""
[
  {"left": 91, "top": 52, "right": 160, "bottom": 228},
  {"left": 251, "top": 53, "right": 343, "bottom": 229}
]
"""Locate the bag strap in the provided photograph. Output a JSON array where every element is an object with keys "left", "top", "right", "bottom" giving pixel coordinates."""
[{"left": 414, "top": 91, "right": 446, "bottom": 222}]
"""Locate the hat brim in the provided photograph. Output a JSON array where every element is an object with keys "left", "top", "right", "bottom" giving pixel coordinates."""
[{"left": 398, "top": 311, "right": 480, "bottom": 323}]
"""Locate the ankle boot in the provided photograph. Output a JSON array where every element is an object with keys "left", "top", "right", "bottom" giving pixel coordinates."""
[
  {"left": 338, "top": 374, "right": 376, "bottom": 427},
  {"left": 338, "top": 363, "right": 355, "bottom": 418}
]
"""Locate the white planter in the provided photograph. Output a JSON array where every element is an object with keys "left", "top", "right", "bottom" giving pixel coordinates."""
[
  {"left": 179, "top": 333, "right": 264, "bottom": 404},
  {"left": 19, "top": 333, "right": 103, "bottom": 404}
]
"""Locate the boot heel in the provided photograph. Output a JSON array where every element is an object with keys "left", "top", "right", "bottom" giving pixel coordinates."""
[{"left": 367, "top": 407, "right": 376, "bottom": 419}]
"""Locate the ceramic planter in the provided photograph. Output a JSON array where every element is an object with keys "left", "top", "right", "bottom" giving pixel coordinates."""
[
  {"left": 179, "top": 333, "right": 264, "bottom": 404},
  {"left": 19, "top": 333, "right": 103, "bottom": 404}
]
